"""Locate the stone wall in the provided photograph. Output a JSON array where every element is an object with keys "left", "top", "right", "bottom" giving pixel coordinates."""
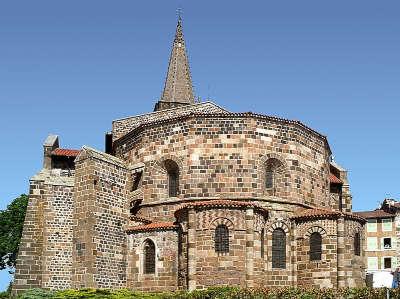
[
  {"left": 194, "top": 209, "right": 248, "bottom": 288},
  {"left": 13, "top": 181, "right": 45, "bottom": 293},
  {"left": 295, "top": 219, "right": 338, "bottom": 288},
  {"left": 42, "top": 184, "right": 74, "bottom": 289},
  {"left": 13, "top": 170, "right": 75, "bottom": 294},
  {"left": 127, "top": 230, "right": 179, "bottom": 291},
  {"left": 72, "top": 147, "right": 129, "bottom": 288},
  {"left": 114, "top": 114, "right": 331, "bottom": 211}
]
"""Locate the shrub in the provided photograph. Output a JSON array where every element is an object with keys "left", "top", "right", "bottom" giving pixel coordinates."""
[
  {"left": 16, "top": 288, "right": 53, "bottom": 299},
  {"left": 13, "top": 286, "right": 400, "bottom": 299}
]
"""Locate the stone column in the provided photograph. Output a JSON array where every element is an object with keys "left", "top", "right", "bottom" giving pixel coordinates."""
[
  {"left": 245, "top": 208, "right": 254, "bottom": 288},
  {"left": 187, "top": 208, "right": 197, "bottom": 291},
  {"left": 337, "top": 217, "right": 346, "bottom": 288},
  {"left": 290, "top": 220, "right": 297, "bottom": 286}
]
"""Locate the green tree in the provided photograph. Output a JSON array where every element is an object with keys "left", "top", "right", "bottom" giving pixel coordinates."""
[{"left": 0, "top": 194, "right": 28, "bottom": 273}]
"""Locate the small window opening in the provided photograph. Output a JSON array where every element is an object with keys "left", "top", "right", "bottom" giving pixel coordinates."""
[
  {"left": 143, "top": 239, "right": 156, "bottom": 274},
  {"left": 165, "top": 160, "right": 179, "bottom": 197},
  {"left": 264, "top": 158, "right": 283, "bottom": 193},
  {"left": 272, "top": 228, "right": 286, "bottom": 268},
  {"left": 215, "top": 224, "right": 229, "bottom": 253},
  {"left": 265, "top": 171, "right": 274, "bottom": 189},
  {"left": 309, "top": 232, "right": 322, "bottom": 261},
  {"left": 131, "top": 171, "right": 143, "bottom": 191},
  {"left": 261, "top": 228, "right": 265, "bottom": 259},
  {"left": 384, "top": 238, "right": 392, "bottom": 249},
  {"left": 354, "top": 232, "right": 361, "bottom": 256},
  {"left": 384, "top": 257, "right": 392, "bottom": 269}
]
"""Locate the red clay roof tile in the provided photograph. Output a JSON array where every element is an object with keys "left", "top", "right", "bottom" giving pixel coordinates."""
[
  {"left": 174, "top": 200, "right": 268, "bottom": 216},
  {"left": 329, "top": 173, "right": 342, "bottom": 184},
  {"left": 291, "top": 208, "right": 365, "bottom": 222},
  {"left": 125, "top": 222, "right": 177, "bottom": 233},
  {"left": 52, "top": 148, "right": 81, "bottom": 157},
  {"left": 354, "top": 209, "right": 394, "bottom": 219}
]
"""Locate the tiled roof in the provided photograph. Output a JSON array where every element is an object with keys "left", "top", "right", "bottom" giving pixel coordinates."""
[
  {"left": 329, "top": 173, "right": 342, "bottom": 184},
  {"left": 112, "top": 102, "right": 227, "bottom": 140},
  {"left": 51, "top": 148, "right": 81, "bottom": 157},
  {"left": 129, "top": 215, "right": 152, "bottom": 224},
  {"left": 354, "top": 209, "right": 394, "bottom": 219},
  {"left": 291, "top": 208, "right": 365, "bottom": 222},
  {"left": 175, "top": 200, "right": 268, "bottom": 217},
  {"left": 125, "top": 222, "right": 177, "bottom": 233},
  {"left": 112, "top": 103, "right": 331, "bottom": 152},
  {"left": 113, "top": 110, "right": 331, "bottom": 154}
]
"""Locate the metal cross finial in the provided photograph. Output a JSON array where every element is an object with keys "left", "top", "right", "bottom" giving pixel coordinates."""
[{"left": 176, "top": 7, "right": 182, "bottom": 21}]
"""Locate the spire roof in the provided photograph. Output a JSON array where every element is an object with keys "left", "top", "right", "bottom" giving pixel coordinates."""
[{"left": 155, "top": 17, "right": 195, "bottom": 111}]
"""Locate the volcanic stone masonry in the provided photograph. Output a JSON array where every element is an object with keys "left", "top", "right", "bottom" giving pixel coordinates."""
[{"left": 13, "top": 17, "right": 366, "bottom": 294}]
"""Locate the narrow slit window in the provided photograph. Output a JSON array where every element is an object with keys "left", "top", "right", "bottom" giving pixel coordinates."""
[
  {"left": 272, "top": 228, "right": 286, "bottom": 268},
  {"left": 265, "top": 171, "right": 274, "bottom": 189},
  {"left": 309, "top": 232, "right": 322, "bottom": 261},
  {"left": 165, "top": 160, "right": 179, "bottom": 197},
  {"left": 261, "top": 228, "right": 265, "bottom": 259},
  {"left": 131, "top": 171, "right": 143, "bottom": 191},
  {"left": 143, "top": 239, "right": 156, "bottom": 274},
  {"left": 264, "top": 158, "right": 283, "bottom": 191},
  {"left": 215, "top": 224, "right": 229, "bottom": 253},
  {"left": 354, "top": 232, "right": 361, "bottom": 256}
]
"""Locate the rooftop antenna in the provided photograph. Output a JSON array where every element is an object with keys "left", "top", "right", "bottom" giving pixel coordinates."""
[{"left": 207, "top": 84, "right": 211, "bottom": 101}]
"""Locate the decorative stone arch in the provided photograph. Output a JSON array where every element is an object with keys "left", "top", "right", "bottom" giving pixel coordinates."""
[
  {"left": 209, "top": 217, "right": 234, "bottom": 255},
  {"left": 266, "top": 221, "right": 290, "bottom": 234},
  {"left": 155, "top": 155, "right": 184, "bottom": 198},
  {"left": 258, "top": 153, "right": 290, "bottom": 196},
  {"left": 209, "top": 217, "right": 234, "bottom": 230},
  {"left": 157, "top": 155, "right": 184, "bottom": 174},
  {"left": 264, "top": 221, "right": 291, "bottom": 270},
  {"left": 139, "top": 238, "right": 159, "bottom": 276},
  {"left": 304, "top": 226, "right": 327, "bottom": 239},
  {"left": 349, "top": 226, "right": 362, "bottom": 237},
  {"left": 259, "top": 153, "right": 289, "bottom": 173}
]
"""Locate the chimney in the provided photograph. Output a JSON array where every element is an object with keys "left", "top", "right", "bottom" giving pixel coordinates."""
[{"left": 43, "top": 134, "right": 59, "bottom": 169}]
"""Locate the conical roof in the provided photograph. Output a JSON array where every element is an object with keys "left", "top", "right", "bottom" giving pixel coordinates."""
[{"left": 155, "top": 17, "right": 194, "bottom": 111}]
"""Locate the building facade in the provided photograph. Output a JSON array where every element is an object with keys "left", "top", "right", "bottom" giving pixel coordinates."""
[
  {"left": 356, "top": 199, "right": 400, "bottom": 278},
  {"left": 13, "top": 18, "right": 366, "bottom": 293}
]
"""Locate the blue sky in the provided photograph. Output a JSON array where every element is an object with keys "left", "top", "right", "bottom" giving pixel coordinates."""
[{"left": 1, "top": 0, "right": 399, "bottom": 290}]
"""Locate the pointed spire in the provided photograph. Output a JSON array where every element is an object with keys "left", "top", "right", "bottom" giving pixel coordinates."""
[{"left": 154, "top": 16, "right": 195, "bottom": 111}]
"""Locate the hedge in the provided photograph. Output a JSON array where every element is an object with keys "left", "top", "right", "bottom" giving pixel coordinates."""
[{"left": 10, "top": 286, "right": 400, "bottom": 299}]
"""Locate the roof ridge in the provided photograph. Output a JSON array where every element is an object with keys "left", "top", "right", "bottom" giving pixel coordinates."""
[
  {"left": 112, "top": 101, "right": 226, "bottom": 123},
  {"left": 113, "top": 111, "right": 330, "bottom": 149},
  {"left": 78, "top": 146, "right": 126, "bottom": 167},
  {"left": 125, "top": 221, "right": 178, "bottom": 233}
]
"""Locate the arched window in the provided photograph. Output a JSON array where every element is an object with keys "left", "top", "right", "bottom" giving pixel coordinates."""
[
  {"left": 143, "top": 239, "right": 156, "bottom": 274},
  {"left": 354, "top": 232, "right": 361, "bottom": 256},
  {"left": 165, "top": 160, "right": 179, "bottom": 197},
  {"left": 309, "top": 232, "right": 322, "bottom": 261},
  {"left": 215, "top": 224, "right": 229, "bottom": 253},
  {"left": 265, "top": 170, "right": 274, "bottom": 189},
  {"left": 265, "top": 158, "right": 283, "bottom": 191},
  {"left": 272, "top": 228, "right": 286, "bottom": 268}
]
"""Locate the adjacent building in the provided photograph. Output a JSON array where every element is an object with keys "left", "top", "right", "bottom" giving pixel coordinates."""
[{"left": 355, "top": 208, "right": 396, "bottom": 273}]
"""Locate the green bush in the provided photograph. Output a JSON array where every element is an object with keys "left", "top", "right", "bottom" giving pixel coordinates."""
[
  {"left": 13, "top": 286, "right": 400, "bottom": 299},
  {"left": 16, "top": 288, "right": 53, "bottom": 299}
]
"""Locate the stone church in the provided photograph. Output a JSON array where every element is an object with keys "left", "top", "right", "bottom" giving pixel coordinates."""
[{"left": 13, "top": 17, "right": 366, "bottom": 293}]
